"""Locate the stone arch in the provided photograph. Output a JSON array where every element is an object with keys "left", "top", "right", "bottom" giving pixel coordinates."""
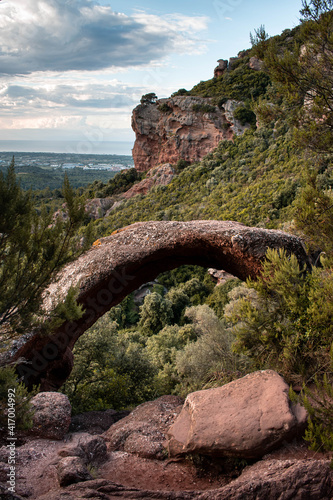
[{"left": 11, "top": 221, "right": 310, "bottom": 390}]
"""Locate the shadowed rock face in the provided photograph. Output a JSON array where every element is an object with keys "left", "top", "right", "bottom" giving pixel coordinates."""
[{"left": 9, "top": 220, "right": 310, "bottom": 391}]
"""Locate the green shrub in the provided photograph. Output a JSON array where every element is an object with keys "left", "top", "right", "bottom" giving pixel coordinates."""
[
  {"left": 302, "top": 369, "right": 333, "bottom": 452},
  {"left": 192, "top": 103, "right": 216, "bottom": 113},
  {"left": 158, "top": 103, "right": 173, "bottom": 113},
  {"left": 171, "top": 88, "right": 189, "bottom": 97},
  {"left": 0, "top": 366, "right": 37, "bottom": 434},
  {"left": 175, "top": 305, "right": 249, "bottom": 395},
  {"left": 61, "top": 316, "right": 156, "bottom": 413},
  {"left": 225, "top": 248, "right": 333, "bottom": 383},
  {"left": 233, "top": 106, "right": 257, "bottom": 126}
]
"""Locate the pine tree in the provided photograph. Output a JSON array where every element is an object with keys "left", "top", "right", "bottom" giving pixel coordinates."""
[
  {"left": 263, "top": 1, "right": 333, "bottom": 153},
  {"left": 0, "top": 158, "right": 88, "bottom": 336}
]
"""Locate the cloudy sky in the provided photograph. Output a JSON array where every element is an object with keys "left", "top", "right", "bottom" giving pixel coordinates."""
[{"left": 0, "top": 0, "right": 302, "bottom": 153}]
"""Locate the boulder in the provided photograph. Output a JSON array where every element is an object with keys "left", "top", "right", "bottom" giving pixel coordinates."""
[
  {"left": 103, "top": 395, "right": 184, "bottom": 459},
  {"left": 167, "top": 370, "right": 307, "bottom": 459},
  {"left": 30, "top": 392, "right": 71, "bottom": 440},
  {"left": 58, "top": 436, "right": 107, "bottom": 465},
  {"left": 56, "top": 456, "right": 92, "bottom": 487},
  {"left": 249, "top": 56, "right": 264, "bottom": 71},
  {"left": 197, "top": 459, "right": 333, "bottom": 500}
]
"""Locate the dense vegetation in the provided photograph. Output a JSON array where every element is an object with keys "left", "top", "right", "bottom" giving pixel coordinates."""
[
  {"left": 0, "top": 0, "right": 332, "bottom": 452},
  {"left": 0, "top": 164, "right": 120, "bottom": 191}
]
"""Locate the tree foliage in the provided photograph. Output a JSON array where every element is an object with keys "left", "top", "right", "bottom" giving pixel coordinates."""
[
  {"left": 140, "top": 93, "right": 158, "bottom": 105},
  {"left": 225, "top": 248, "right": 333, "bottom": 383},
  {"left": 0, "top": 159, "right": 89, "bottom": 335},
  {"left": 263, "top": 1, "right": 333, "bottom": 152}
]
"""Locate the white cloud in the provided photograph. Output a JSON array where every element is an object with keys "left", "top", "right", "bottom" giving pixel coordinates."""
[{"left": 0, "top": 0, "right": 209, "bottom": 76}]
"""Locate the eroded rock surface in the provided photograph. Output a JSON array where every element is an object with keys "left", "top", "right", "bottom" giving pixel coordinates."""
[
  {"left": 167, "top": 371, "right": 308, "bottom": 459},
  {"left": 6, "top": 220, "right": 310, "bottom": 391},
  {"left": 56, "top": 456, "right": 92, "bottom": 487},
  {"left": 103, "top": 395, "right": 184, "bottom": 459},
  {"left": 132, "top": 96, "right": 248, "bottom": 172},
  {"left": 0, "top": 394, "right": 331, "bottom": 500},
  {"left": 32, "top": 459, "right": 333, "bottom": 500},
  {"left": 30, "top": 392, "right": 71, "bottom": 440}
]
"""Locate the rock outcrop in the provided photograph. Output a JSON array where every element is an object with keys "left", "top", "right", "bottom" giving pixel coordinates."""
[
  {"left": 131, "top": 96, "right": 248, "bottom": 172},
  {"left": 122, "top": 163, "right": 175, "bottom": 199},
  {"left": 249, "top": 56, "right": 264, "bottom": 71},
  {"left": 167, "top": 370, "right": 308, "bottom": 459},
  {"left": 103, "top": 395, "right": 183, "bottom": 460},
  {"left": 30, "top": 459, "right": 333, "bottom": 500},
  {"left": 214, "top": 59, "right": 228, "bottom": 78},
  {"left": 30, "top": 392, "right": 71, "bottom": 440},
  {"left": 84, "top": 197, "right": 114, "bottom": 220},
  {"left": 198, "top": 459, "right": 333, "bottom": 500},
  {"left": 4, "top": 220, "right": 310, "bottom": 391}
]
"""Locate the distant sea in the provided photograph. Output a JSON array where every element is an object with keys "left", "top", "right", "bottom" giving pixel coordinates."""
[{"left": 0, "top": 140, "right": 134, "bottom": 156}]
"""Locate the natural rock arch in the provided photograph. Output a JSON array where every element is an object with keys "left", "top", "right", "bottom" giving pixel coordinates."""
[{"left": 10, "top": 221, "right": 310, "bottom": 390}]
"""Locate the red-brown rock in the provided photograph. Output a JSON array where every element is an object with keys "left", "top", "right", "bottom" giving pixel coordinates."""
[
  {"left": 167, "top": 370, "right": 308, "bottom": 459},
  {"left": 32, "top": 459, "right": 333, "bottom": 499},
  {"left": 131, "top": 96, "right": 247, "bottom": 172},
  {"left": 214, "top": 59, "right": 228, "bottom": 78},
  {"left": 30, "top": 392, "right": 71, "bottom": 440},
  {"left": 56, "top": 456, "right": 92, "bottom": 487},
  {"left": 103, "top": 395, "right": 183, "bottom": 460}
]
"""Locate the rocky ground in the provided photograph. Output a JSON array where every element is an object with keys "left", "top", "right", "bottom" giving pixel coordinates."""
[
  {"left": 0, "top": 420, "right": 331, "bottom": 500},
  {"left": 0, "top": 373, "right": 332, "bottom": 500}
]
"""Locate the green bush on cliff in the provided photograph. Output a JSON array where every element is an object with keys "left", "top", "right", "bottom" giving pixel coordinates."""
[
  {"left": 192, "top": 103, "right": 217, "bottom": 113},
  {"left": 233, "top": 105, "right": 257, "bottom": 126},
  {"left": 189, "top": 65, "right": 271, "bottom": 101}
]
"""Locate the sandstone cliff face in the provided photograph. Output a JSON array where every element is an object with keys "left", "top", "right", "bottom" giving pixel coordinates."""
[{"left": 131, "top": 96, "right": 249, "bottom": 172}]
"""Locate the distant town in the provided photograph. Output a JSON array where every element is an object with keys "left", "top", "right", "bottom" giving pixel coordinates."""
[
  {"left": 0, "top": 151, "right": 135, "bottom": 190},
  {"left": 0, "top": 151, "right": 134, "bottom": 171}
]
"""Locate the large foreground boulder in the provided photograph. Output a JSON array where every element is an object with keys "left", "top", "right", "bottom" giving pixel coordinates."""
[
  {"left": 30, "top": 392, "right": 71, "bottom": 440},
  {"left": 103, "top": 395, "right": 184, "bottom": 459},
  {"left": 168, "top": 370, "right": 307, "bottom": 459}
]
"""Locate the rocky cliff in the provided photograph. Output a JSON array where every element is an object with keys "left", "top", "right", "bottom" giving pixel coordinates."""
[{"left": 131, "top": 96, "right": 249, "bottom": 172}]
